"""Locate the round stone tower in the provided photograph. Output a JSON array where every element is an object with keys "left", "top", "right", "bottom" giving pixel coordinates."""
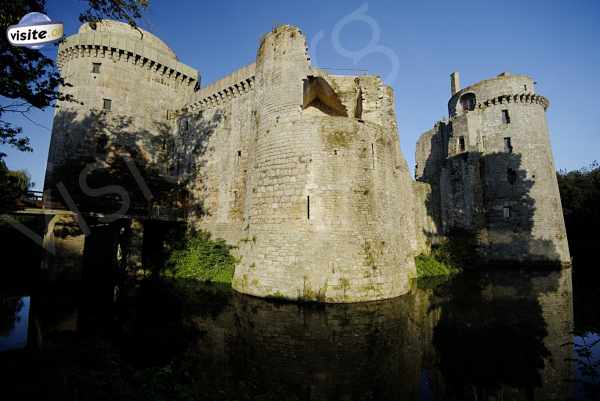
[
  {"left": 43, "top": 20, "right": 198, "bottom": 209},
  {"left": 443, "top": 73, "right": 570, "bottom": 266},
  {"left": 233, "top": 25, "right": 417, "bottom": 302}
]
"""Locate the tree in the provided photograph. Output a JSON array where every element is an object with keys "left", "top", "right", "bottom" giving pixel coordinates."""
[
  {"left": 557, "top": 161, "right": 600, "bottom": 261},
  {"left": 0, "top": 0, "right": 148, "bottom": 159},
  {"left": 0, "top": 159, "right": 32, "bottom": 212}
]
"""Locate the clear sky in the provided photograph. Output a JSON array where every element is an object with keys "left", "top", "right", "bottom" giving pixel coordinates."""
[{"left": 3, "top": 0, "right": 599, "bottom": 190}]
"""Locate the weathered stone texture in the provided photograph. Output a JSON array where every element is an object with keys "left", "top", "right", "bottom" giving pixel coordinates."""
[
  {"left": 45, "top": 22, "right": 419, "bottom": 302},
  {"left": 177, "top": 25, "right": 418, "bottom": 302},
  {"left": 44, "top": 21, "right": 197, "bottom": 210},
  {"left": 416, "top": 73, "right": 570, "bottom": 266},
  {"left": 44, "top": 22, "right": 571, "bottom": 303}
]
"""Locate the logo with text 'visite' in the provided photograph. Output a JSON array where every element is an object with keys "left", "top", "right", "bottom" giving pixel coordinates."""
[{"left": 7, "top": 12, "right": 63, "bottom": 49}]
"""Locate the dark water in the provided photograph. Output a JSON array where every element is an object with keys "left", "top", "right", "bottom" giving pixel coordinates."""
[{"left": 1, "top": 269, "right": 598, "bottom": 401}]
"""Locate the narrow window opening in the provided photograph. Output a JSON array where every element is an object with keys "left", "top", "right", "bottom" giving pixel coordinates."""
[
  {"left": 180, "top": 119, "right": 188, "bottom": 132},
  {"left": 481, "top": 135, "right": 487, "bottom": 151},
  {"left": 503, "top": 206, "right": 511, "bottom": 220},
  {"left": 502, "top": 109, "right": 511, "bottom": 124},
  {"left": 504, "top": 137, "right": 513, "bottom": 153},
  {"left": 524, "top": 84, "right": 527, "bottom": 91},
  {"left": 96, "top": 134, "right": 108, "bottom": 154},
  {"left": 307, "top": 196, "right": 310, "bottom": 220},
  {"left": 237, "top": 150, "right": 242, "bottom": 157},
  {"left": 507, "top": 168, "right": 517, "bottom": 184},
  {"left": 479, "top": 159, "right": 485, "bottom": 181},
  {"left": 103, "top": 98, "right": 111, "bottom": 111},
  {"left": 371, "top": 143, "right": 375, "bottom": 169},
  {"left": 458, "top": 136, "right": 465, "bottom": 152},
  {"left": 92, "top": 62, "right": 101, "bottom": 73},
  {"left": 354, "top": 88, "right": 363, "bottom": 120},
  {"left": 460, "top": 93, "right": 476, "bottom": 112}
]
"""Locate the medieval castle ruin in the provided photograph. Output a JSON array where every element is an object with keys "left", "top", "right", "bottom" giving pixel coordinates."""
[{"left": 41, "top": 21, "right": 570, "bottom": 303}]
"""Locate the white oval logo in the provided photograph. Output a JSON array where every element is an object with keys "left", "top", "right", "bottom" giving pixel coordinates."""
[{"left": 6, "top": 12, "right": 64, "bottom": 49}]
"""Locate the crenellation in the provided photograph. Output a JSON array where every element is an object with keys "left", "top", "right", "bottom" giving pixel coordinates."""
[
  {"left": 416, "top": 72, "right": 570, "bottom": 267},
  {"left": 43, "top": 21, "right": 570, "bottom": 304}
]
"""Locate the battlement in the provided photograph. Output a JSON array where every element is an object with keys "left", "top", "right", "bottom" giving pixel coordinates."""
[
  {"left": 184, "top": 63, "right": 256, "bottom": 113},
  {"left": 450, "top": 92, "right": 549, "bottom": 117},
  {"left": 57, "top": 24, "right": 198, "bottom": 89}
]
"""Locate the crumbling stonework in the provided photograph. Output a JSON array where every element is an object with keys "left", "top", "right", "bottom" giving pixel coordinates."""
[
  {"left": 43, "top": 21, "right": 570, "bottom": 303},
  {"left": 416, "top": 73, "right": 571, "bottom": 267},
  {"left": 177, "top": 25, "right": 418, "bottom": 302}
]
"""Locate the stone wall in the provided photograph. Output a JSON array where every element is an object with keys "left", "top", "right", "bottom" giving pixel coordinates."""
[
  {"left": 44, "top": 21, "right": 198, "bottom": 213},
  {"left": 173, "top": 25, "right": 418, "bottom": 302},
  {"left": 415, "top": 73, "right": 570, "bottom": 266}
]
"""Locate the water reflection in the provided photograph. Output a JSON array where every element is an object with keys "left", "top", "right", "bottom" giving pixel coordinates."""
[
  {"left": 428, "top": 270, "right": 574, "bottom": 401},
  {"left": 0, "top": 296, "right": 29, "bottom": 352},
  {"left": 0, "top": 269, "right": 585, "bottom": 400}
]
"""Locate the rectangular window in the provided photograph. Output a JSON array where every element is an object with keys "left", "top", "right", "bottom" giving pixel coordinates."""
[
  {"left": 481, "top": 136, "right": 487, "bottom": 151},
  {"left": 307, "top": 196, "right": 310, "bottom": 220},
  {"left": 92, "top": 63, "right": 101, "bottom": 73},
  {"left": 504, "top": 137, "right": 513, "bottom": 153},
  {"left": 503, "top": 206, "right": 511, "bottom": 220},
  {"left": 103, "top": 98, "right": 111, "bottom": 111},
  {"left": 502, "top": 109, "right": 511, "bottom": 124},
  {"left": 458, "top": 136, "right": 465, "bottom": 152}
]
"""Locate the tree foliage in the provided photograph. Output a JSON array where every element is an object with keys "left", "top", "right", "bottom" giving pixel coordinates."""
[
  {"left": 557, "top": 161, "right": 600, "bottom": 257},
  {"left": 0, "top": 159, "right": 32, "bottom": 212}
]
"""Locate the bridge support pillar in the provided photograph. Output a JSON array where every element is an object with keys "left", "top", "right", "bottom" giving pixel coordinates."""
[
  {"left": 127, "top": 218, "right": 144, "bottom": 270},
  {"left": 40, "top": 214, "right": 85, "bottom": 281}
]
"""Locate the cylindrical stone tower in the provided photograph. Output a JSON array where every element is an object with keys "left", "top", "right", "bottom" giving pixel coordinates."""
[
  {"left": 233, "top": 25, "right": 417, "bottom": 302},
  {"left": 438, "top": 73, "right": 570, "bottom": 266},
  {"left": 43, "top": 20, "right": 198, "bottom": 211}
]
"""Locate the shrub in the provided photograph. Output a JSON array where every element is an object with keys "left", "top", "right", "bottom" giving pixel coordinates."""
[
  {"left": 415, "top": 253, "right": 460, "bottom": 278},
  {"left": 166, "top": 230, "right": 238, "bottom": 284}
]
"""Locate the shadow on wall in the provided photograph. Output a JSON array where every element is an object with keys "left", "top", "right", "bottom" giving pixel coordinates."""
[
  {"left": 428, "top": 270, "right": 572, "bottom": 401},
  {"left": 418, "top": 135, "right": 563, "bottom": 267},
  {"left": 45, "top": 108, "right": 223, "bottom": 219}
]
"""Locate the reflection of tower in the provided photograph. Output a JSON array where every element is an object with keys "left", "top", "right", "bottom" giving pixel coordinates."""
[
  {"left": 416, "top": 72, "right": 570, "bottom": 266},
  {"left": 228, "top": 294, "right": 424, "bottom": 401},
  {"left": 428, "top": 270, "right": 574, "bottom": 400}
]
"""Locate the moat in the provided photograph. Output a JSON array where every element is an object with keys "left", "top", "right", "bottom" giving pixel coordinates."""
[{"left": 1, "top": 265, "right": 598, "bottom": 401}]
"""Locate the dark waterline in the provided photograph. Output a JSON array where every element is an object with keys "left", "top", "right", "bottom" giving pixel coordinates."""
[{"left": 0, "top": 268, "right": 598, "bottom": 401}]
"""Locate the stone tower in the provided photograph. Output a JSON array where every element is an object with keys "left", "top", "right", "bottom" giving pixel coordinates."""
[
  {"left": 416, "top": 73, "right": 570, "bottom": 267},
  {"left": 43, "top": 20, "right": 198, "bottom": 211},
  {"left": 227, "top": 25, "right": 418, "bottom": 302}
]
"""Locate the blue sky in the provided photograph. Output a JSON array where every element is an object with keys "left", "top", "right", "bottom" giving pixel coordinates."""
[{"left": 3, "top": 0, "right": 599, "bottom": 190}]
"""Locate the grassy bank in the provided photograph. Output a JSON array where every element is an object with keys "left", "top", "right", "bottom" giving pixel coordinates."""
[{"left": 415, "top": 231, "right": 477, "bottom": 278}]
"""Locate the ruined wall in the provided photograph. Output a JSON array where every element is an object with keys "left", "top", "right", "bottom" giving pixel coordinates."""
[
  {"left": 233, "top": 26, "right": 416, "bottom": 302},
  {"left": 416, "top": 73, "right": 570, "bottom": 266},
  {"left": 43, "top": 21, "right": 198, "bottom": 213},
  {"left": 43, "top": 21, "right": 419, "bottom": 302},
  {"left": 174, "top": 25, "right": 418, "bottom": 302}
]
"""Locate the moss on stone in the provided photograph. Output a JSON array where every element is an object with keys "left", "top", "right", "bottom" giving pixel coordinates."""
[{"left": 326, "top": 131, "right": 354, "bottom": 148}]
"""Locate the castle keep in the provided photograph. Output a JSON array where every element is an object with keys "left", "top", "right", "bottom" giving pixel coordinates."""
[{"left": 42, "top": 21, "right": 570, "bottom": 303}]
